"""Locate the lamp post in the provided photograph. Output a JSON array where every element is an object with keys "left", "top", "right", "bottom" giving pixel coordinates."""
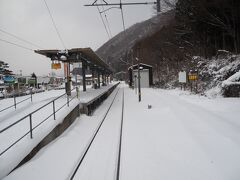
[
  {"left": 59, "top": 50, "right": 71, "bottom": 96},
  {"left": 136, "top": 57, "right": 141, "bottom": 102}
]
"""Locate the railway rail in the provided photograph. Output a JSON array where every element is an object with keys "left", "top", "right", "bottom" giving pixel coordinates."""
[{"left": 69, "top": 86, "right": 125, "bottom": 180}]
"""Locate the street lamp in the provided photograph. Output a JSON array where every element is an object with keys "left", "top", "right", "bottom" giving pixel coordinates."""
[
  {"left": 136, "top": 57, "right": 141, "bottom": 102},
  {"left": 58, "top": 50, "right": 71, "bottom": 96}
]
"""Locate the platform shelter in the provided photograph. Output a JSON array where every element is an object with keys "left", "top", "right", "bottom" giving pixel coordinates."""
[{"left": 35, "top": 48, "right": 113, "bottom": 94}]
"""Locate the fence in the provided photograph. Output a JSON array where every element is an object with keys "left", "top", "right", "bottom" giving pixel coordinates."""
[
  {"left": 0, "top": 92, "right": 33, "bottom": 113},
  {"left": 0, "top": 87, "right": 79, "bottom": 156}
]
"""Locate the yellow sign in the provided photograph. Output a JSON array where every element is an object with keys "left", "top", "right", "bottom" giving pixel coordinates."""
[
  {"left": 51, "top": 62, "right": 61, "bottom": 70},
  {"left": 188, "top": 74, "right": 198, "bottom": 81}
]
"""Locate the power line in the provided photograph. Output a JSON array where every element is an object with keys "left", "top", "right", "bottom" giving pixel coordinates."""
[
  {"left": 101, "top": 0, "right": 112, "bottom": 38},
  {"left": 120, "top": 0, "right": 126, "bottom": 32},
  {"left": 0, "top": 38, "right": 33, "bottom": 52},
  {"left": 104, "top": 14, "right": 112, "bottom": 37},
  {"left": 0, "top": 28, "right": 43, "bottom": 49},
  {"left": 96, "top": 4, "right": 111, "bottom": 39},
  {"left": 43, "top": 0, "right": 66, "bottom": 49}
]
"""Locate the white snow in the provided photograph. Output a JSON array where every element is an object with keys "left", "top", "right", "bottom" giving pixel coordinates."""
[
  {"left": 2, "top": 84, "right": 240, "bottom": 180},
  {"left": 222, "top": 70, "right": 240, "bottom": 86},
  {"left": 0, "top": 83, "right": 117, "bottom": 179}
]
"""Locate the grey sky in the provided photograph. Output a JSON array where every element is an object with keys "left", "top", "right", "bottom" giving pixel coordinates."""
[{"left": 0, "top": 0, "right": 154, "bottom": 76}]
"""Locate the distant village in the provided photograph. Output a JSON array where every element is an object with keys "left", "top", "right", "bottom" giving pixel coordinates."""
[{"left": 0, "top": 60, "right": 100, "bottom": 98}]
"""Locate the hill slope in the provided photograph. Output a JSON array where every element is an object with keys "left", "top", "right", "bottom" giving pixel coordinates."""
[{"left": 96, "top": 10, "right": 175, "bottom": 72}]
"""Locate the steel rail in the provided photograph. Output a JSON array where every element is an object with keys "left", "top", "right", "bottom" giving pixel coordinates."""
[
  {"left": 116, "top": 89, "right": 124, "bottom": 180},
  {"left": 69, "top": 87, "right": 120, "bottom": 180}
]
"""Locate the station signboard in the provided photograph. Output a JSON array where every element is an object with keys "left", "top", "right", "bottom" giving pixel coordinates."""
[
  {"left": 188, "top": 70, "right": 198, "bottom": 81},
  {"left": 178, "top": 71, "right": 187, "bottom": 83},
  {"left": 51, "top": 62, "right": 61, "bottom": 70}
]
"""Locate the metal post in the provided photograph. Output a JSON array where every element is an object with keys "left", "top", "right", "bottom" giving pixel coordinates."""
[
  {"left": 82, "top": 61, "right": 86, "bottom": 92},
  {"left": 67, "top": 95, "right": 69, "bottom": 107},
  {"left": 29, "top": 114, "right": 33, "bottom": 139},
  {"left": 134, "top": 75, "right": 137, "bottom": 94},
  {"left": 138, "top": 63, "right": 141, "bottom": 102},
  {"left": 98, "top": 71, "right": 100, "bottom": 88},
  {"left": 14, "top": 95, "right": 16, "bottom": 109},
  {"left": 131, "top": 51, "right": 134, "bottom": 89},
  {"left": 102, "top": 73, "right": 104, "bottom": 86},
  {"left": 67, "top": 62, "right": 71, "bottom": 96},
  {"left": 30, "top": 90, "right": 33, "bottom": 102},
  {"left": 53, "top": 100, "right": 56, "bottom": 120},
  {"left": 76, "top": 87, "right": 79, "bottom": 98}
]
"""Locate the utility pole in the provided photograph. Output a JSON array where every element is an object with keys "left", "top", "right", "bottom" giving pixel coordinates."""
[
  {"left": 131, "top": 49, "right": 134, "bottom": 89},
  {"left": 138, "top": 62, "right": 141, "bottom": 102},
  {"left": 136, "top": 47, "right": 141, "bottom": 102}
]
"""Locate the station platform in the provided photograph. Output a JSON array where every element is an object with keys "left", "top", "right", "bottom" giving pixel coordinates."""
[{"left": 0, "top": 82, "right": 119, "bottom": 179}]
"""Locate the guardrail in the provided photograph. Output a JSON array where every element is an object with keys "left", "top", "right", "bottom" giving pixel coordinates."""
[
  {"left": 0, "top": 92, "right": 33, "bottom": 113},
  {"left": 0, "top": 87, "right": 80, "bottom": 157}
]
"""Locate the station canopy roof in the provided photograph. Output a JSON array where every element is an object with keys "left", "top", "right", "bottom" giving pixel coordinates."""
[{"left": 35, "top": 48, "right": 112, "bottom": 74}]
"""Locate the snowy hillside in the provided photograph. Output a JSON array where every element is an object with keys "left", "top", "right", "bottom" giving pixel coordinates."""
[
  {"left": 96, "top": 10, "right": 175, "bottom": 67},
  {"left": 197, "top": 51, "right": 240, "bottom": 97}
]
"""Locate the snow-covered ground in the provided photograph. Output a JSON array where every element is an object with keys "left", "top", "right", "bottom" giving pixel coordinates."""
[
  {"left": 0, "top": 83, "right": 116, "bottom": 179},
  {"left": 2, "top": 84, "right": 240, "bottom": 180}
]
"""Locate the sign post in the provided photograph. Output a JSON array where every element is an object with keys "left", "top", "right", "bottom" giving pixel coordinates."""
[
  {"left": 178, "top": 71, "right": 187, "bottom": 90},
  {"left": 188, "top": 70, "right": 198, "bottom": 93}
]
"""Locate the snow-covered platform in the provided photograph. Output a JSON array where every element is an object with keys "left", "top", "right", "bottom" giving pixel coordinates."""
[
  {"left": 0, "top": 82, "right": 118, "bottom": 179},
  {"left": 2, "top": 84, "right": 240, "bottom": 180},
  {"left": 79, "top": 82, "right": 119, "bottom": 115}
]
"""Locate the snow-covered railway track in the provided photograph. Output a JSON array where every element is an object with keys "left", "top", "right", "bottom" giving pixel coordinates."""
[{"left": 69, "top": 87, "right": 125, "bottom": 180}]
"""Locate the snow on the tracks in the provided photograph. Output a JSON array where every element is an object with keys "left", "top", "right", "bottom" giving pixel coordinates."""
[{"left": 3, "top": 85, "right": 240, "bottom": 180}]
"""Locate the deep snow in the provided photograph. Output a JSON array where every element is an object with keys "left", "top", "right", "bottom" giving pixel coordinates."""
[
  {"left": 0, "top": 83, "right": 116, "bottom": 179},
  {"left": 2, "top": 84, "right": 240, "bottom": 180}
]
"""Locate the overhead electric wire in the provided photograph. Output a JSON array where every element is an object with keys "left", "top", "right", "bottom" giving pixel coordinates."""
[
  {"left": 101, "top": 0, "right": 112, "bottom": 38},
  {"left": 0, "top": 38, "right": 33, "bottom": 52},
  {"left": 96, "top": 3, "right": 111, "bottom": 39},
  {"left": 120, "top": 0, "right": 126, "bottom": 33},
  {"left": 43, "top": 0, "right": 66, "bottom": 49},
  {"left": 0, "top": 28, "right": 43, "bottom": 49},
  {"left": 104, "top": 14, "right": 112, "bottom": 37}
]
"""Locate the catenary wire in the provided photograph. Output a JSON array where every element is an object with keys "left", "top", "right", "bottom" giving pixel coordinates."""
[
  {"left": 0, "top": 38, "right": 33, "bottom": 52},
  {"left": 101, "top": 0, "right": 112, "bottom": 38},
  {"left": 43, "top": 0, "right": 66, "bottom": 49},
  {"left": 0, "top": 28, "right": 43, "bottom": 49},
  {"left": 96, "top": 3, "right": 111, "bottom": 39},
  {"left": 120, "top": 0, "right": 126, "bottom": 33}
]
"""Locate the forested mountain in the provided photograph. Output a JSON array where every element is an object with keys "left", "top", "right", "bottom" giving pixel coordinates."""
[
  {"left": 96, "top": 10, "right": 175, "bottom": 73},
  {"left": 175, "top": 0, "right": 240, "bottom": 57},
  {"left": 97, "top": 0, "right": 240, "bottom": 96}
]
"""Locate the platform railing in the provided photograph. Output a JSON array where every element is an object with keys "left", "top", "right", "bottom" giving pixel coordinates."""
[
  {"left": 0, "top": 92, "right": 33, "bottom": 113},
  {"left": 0, "top": 87, "right": 79, "bottom": 157}
]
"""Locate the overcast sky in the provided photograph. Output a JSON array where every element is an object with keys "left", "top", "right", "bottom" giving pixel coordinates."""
[{"left": 0, "top": 0, "right": 155, "bottom": 76}]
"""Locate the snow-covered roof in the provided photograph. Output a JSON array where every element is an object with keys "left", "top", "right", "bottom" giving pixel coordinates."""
[
  {"left": 128, "top": 63, "right": 153, "bottom": 70},
  {"left": 222, "top": 70, "right": 240, "bottom": 86}
]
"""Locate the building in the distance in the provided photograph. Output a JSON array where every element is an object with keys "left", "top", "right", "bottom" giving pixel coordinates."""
[{"left": 128, "top": 63, "right": 153, "bottom": 88}]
